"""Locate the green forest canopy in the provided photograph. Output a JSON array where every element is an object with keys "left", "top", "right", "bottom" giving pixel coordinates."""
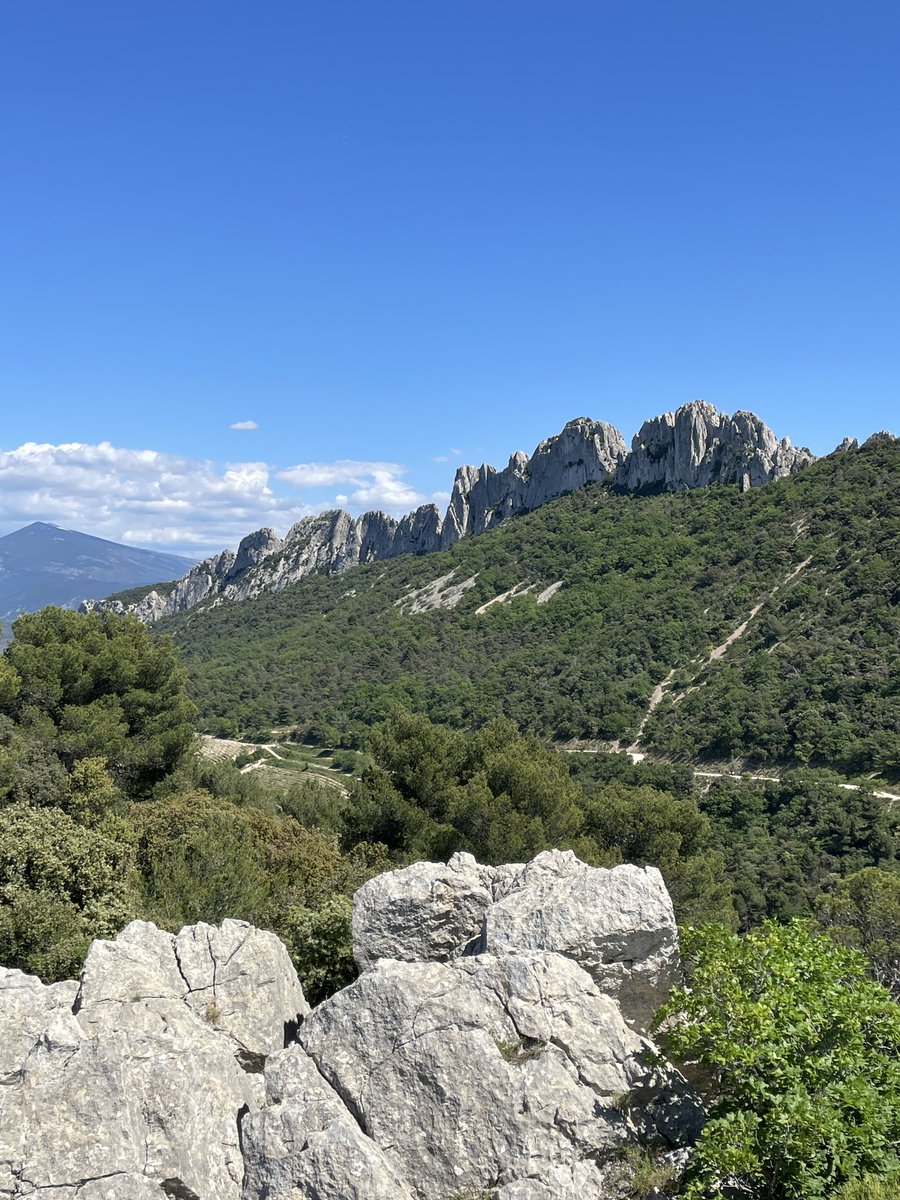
[{"left": 159, "top": 438, "right": 900, "bottom": 779}]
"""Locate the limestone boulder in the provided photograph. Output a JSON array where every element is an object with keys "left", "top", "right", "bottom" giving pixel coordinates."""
[
  {"left": 0, "top": 1004, "right": 254, "bottom": 1199},
  {"left": 174, "top": 919, "right": 309, "bottom": 1060},
  {"left": 352, "top": 850, "right": 495, "bottom": 969},
  {"left": 0, "top": 917, "right": 310, "bottom": 1200},
  {"left": 0, "top": 966, "right": 77, "bottom": 1082},
  {"left": 483, "top": 855, "right": 679, "bottom": 1032},
  {"left": 299, "top": 950, "right": 697, "bottom": 1199},
  {"left": 241, "top": 1044, "right": 415, "bottom": 1200}
]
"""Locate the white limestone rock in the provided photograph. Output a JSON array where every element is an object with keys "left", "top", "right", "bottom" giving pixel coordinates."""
[
  {"left": 174, "top": 918, "right": 309, "bottom": 1060},
  {"left": 75, "top": 918, "right": 308, "bottom": 1063},
  {"left": 299, "top": 951, "right": 696, "bottom": 1199},
  {"left": 0, "top": 1001, "right": 254, "bottom": 1200},
  {"left": 0, "top": 967, "right": 77, "bottom": 1082},
  {"left": 483, "top": 855, "right": 679, "bottom": 1032},
  {"left": 241, "top": 1044, "right": 415, "bottom": 1200},
  {"left": 352, "top": 850, "right": 495, "bottom": 970},
  {"left": 351, "top": 848, "right": 679, "bottom": 1034},
  {"left": 616, "top": 400, "right": 814, "bottom": 493},
  {"left": 0, "top": 891, "right": 701, "bottom": 1199},
  {"left": 0, "top": 918, "right": 311, "bottom": 1200}
]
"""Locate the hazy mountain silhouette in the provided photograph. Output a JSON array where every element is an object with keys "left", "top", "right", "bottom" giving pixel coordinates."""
[{"left": 0, "top": 522, "right": 195, "bottom": 635}]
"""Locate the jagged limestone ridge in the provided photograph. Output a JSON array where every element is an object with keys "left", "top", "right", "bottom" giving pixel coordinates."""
[{"left": 82, "top": 402, "right": 814, "bottom": 623}]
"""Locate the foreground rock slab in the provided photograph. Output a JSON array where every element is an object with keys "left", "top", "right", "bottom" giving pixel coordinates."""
[
  {"left": 483, "top": 853, "right": 680, "bottom": 1032},
  {"left": 352, "top": 848, "right": 679, "bottom": 1032},
  {"left": 0, "top": 855, "right": 699, "bottom": 1199},
  {"left": 298, "top": 950, "right": 699, "bottom": 1199},
  {"left": 0, "top": 919, "right": 309, "bottom": 1199},
  {"left": 352, "top": 850, "right": 495, "bottom": 968}
]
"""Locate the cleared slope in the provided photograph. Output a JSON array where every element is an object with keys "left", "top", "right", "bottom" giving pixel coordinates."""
[{"left": 163, "top": 440, "right": 899, "bottom": 778}]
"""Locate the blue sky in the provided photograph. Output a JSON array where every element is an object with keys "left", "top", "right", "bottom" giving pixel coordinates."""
[{"left": 1, "top": 2, "right": 898, "bottom": 555}]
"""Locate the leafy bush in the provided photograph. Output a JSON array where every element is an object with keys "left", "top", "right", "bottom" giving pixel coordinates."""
[
  {"left": 834, "top": 1174, "right": 900, "bottom": 1199},
  {"left": 281, "top": 894, "right": 355, "bottom": 1005},
  {"left": 818, "top": 867, "right": 900, "bottom": 999},
  {"left": 656, "top": 921, "right": 900, "bottom": 1198},
  {"left": 0, "top": 802, "right": 135, "bottom": 979}
]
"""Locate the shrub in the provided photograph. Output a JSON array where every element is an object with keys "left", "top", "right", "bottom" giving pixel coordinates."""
[
  {"left": 655, "top": 921, "right": 900, "bottom": 1198},
  {"left": 282, "top": 894, "right": 355, "bottom": 1005}
]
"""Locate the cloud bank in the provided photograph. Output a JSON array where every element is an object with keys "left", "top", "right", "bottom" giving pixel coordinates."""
[{"left": 0, "top": 441, "right": 429, "bottom": 557}]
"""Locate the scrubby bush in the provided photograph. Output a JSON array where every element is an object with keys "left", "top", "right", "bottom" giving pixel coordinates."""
[{"left": 656, "top": 921, "right": 900, "bottom": 1199}]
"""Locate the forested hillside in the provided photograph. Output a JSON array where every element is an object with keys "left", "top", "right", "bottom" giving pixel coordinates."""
[
  {"left": 4, "top": 608, "right": 900, "bottom": 1198},
  {"left": 163, "top": 438, "right": 899, "bottom": 779}
]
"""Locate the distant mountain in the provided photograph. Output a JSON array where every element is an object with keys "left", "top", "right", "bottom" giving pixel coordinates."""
[
  {"left": 0, "top": 522, "right": 195, "bottom": 635},
  {"left": 85, "top": 401, "right": 815, "bottom": 624}
]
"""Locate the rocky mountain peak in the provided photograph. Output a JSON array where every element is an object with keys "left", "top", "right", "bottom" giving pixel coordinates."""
[
  {"left": 616, "top": 400, "right": 814, "bottom": 493},
  {"left": 82, "top": 402, "right": 817, "bottom": 623}
]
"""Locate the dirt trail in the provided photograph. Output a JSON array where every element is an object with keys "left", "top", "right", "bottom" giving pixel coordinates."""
[
  {"left": 625, "top": 557, "right": 813, "bottom": 757},
  {"left": 693, "top": 769, "right": 899, "bottom": 805}
]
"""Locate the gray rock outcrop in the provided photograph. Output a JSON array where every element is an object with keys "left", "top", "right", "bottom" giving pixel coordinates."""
[
  {"left": 0, "top": 855, "right": 700, "bottom": 1199},
  {"left": 241, "top": 1044, "right": 416, "bottom": 1200},
  {"left": 481, "top": 854, "right": 679, "bottom": 1033},
  {"left": 351, "top": 850, "right": 495, "bottom": 969},
  {"left": 0, "top": 967, "right": 78, "bottom": 1082},
  {"left": 0, "top": 918, "right": 308, "bottom": 1199},
  {"left": 440, "top": 417, "right": 627, "bottom": 545},
  {"left": 83, "top": 402, "right": 815, "bottom": 624},
  {"left": 615, "top": 401, "right": 814, "bottom": 493},
  {"left": 298, "top": 951, "right": 696, "bottom": 1200},
  {"left": 352, "top": 849, "right": 678, "bottom": 1033}
]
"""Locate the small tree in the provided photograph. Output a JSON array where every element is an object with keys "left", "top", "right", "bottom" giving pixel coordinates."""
[
  {"left": 655, "top": 920, "right": 900, "bottom": 1199},
  {"left": 3, "top": 607, "right": 196, "bottom": 796},
  {"left": 817, "top": 867, "right": 900, "bottom": 1000}
]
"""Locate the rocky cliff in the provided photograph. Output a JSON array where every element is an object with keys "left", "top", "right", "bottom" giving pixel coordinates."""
[
  {"left": 0, "top": 851, "right": 701, "bottom": 1200},
  {"left": 83, "top": 401, "right": 813, "bottom": 623},
  {"left": 615, "top": 401, "right": 814, "bottom": 492}
]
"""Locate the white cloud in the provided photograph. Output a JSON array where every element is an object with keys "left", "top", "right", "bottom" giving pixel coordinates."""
[
  {"left": 277, "top": 460, "right": 401, "bottom": 488},
  {"left": 0, "top": 441, "right": 431, "bottom": 557},
  {"left": 230, "top": 419, "right": 259, "bottom": 430},
  {"left": 433, "top": 454, "right": 449, "bottom": 463},
  {"left": 277, "top": 460, "right": 427, "bottom": 512},
  {"left": 0, "top": 442, "right": 312, "bottom": 557}
]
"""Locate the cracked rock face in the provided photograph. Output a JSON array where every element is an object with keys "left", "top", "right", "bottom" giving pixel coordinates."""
[
  {"left": 615, "top": 400, "right": 814, "bottom": 493},
  {"left": 1, "top": 858, "right": 699, "bottom": 1200},
  {"left": 240, "top": 1045, "right": 416, "bottom": 1200},
  {"left": 0, "top": 919, "right": 308, "bottom": 1199},
  {"left": 482, "top": 854, "right": 680, "bottom": 1033},
  {"left": 352, "top": 849, "right": 679, "bottom": 1034},
  {"left": 351, "top": 850, "right": 496, "bottom": 969},
  {"left": 297, "top": 951, "right": 696, "bottom": 1199}
]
